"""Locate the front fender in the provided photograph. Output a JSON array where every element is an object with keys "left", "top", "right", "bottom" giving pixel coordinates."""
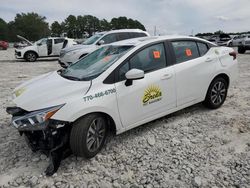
[{"left": 51, "top": 94, "right": 123, "bottom": 134}]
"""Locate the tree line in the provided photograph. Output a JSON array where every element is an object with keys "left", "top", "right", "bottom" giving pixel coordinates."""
[{"left": 0, "top": 12, "right": 146, "bottom": 42}]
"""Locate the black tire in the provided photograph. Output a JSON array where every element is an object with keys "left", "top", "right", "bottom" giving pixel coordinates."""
[
  {"left": 25, "top": 51, "right": 37, "bottom": 62},
  {"left": 203, "top": 77, "right": 228, "bottom": 109},
  {"left": 70, "top": 114, "right": 108, "bottom": 158},
  {"left": 238, "top": 46, "right": 246, "bottom": 54}
]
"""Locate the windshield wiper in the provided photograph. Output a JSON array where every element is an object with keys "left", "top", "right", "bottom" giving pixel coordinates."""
[{"left": 60, "top": 74, "right": 80, "bottom": 81}]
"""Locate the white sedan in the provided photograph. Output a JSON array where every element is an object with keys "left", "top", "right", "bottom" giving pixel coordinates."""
[{"left": 7, "top": 36, "right": 238, "bottom": 175}]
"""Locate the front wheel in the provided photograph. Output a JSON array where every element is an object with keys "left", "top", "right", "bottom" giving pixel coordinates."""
[
  {"left": 25, "top": 52, "right": 37, "bottom": 62},
  {"left": 70, "top": 114, "right": 108, "bottom": 158},
  {"left": 203, "top": 77, "right": 228, "bottom": 109}
]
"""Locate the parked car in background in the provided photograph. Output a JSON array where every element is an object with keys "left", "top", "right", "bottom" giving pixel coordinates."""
[
  {"left": 7, "top": 36, "right": 238, "bottom": 175},
  {"left": 208, "top": 34, "right": 231, "bottom": 46},
  {"left": 0, "top": 40, "right": 9, "bottom": 50},
  {"left": 237, "top": 34, "right": 250, "bottom": 54},
  {"left": 227, "top": 35, "right": 244, "bottom": 47},
  {"left": 58, "top": 29, "right": 150, "bottom": 68},
  {"left": 15, "top": 35, "right": 77, "bottom": 62}
]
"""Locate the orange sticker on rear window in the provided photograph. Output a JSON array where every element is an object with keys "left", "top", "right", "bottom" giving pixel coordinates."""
[
  {"left": 153, "top": 51, "right": 161, "bottom": 59},
  {"left": 185, "top": 49, "right": 192, "bottom": 56}
]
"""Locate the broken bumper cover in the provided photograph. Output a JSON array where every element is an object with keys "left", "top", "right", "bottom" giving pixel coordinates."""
[{"left": 6, "top": 106, "right": 72, "bottom": 175}]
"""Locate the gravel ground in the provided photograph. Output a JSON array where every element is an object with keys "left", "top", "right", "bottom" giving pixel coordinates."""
[{"left": 0, "top": 48, "right": 249, "bottom": 188}]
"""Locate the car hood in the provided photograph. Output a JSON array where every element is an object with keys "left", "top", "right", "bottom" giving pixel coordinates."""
[
  {"left": 13, "top": 71, "right": 91, "bottom": 111},
  {"left": 62, "top": 44, "right": 94, "bottom": 53},
  {"left": 17, "top": 35, "right": 33, "bottom": 46}
]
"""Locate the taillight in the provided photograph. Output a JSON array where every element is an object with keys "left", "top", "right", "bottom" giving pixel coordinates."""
[{"left": 229, "top": 51, "right": 237, "bottom": 60}]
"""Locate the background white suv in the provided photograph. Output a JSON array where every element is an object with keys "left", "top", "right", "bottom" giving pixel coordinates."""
[
  {"left": 58, "top": 29, "right": 150, "bottom": 68},
  {"left": 15, "top": 35, "right": 77, "bottom": 62}
]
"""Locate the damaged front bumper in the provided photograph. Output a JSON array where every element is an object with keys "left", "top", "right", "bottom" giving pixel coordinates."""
[{"left": 6, "top": 106, "right": 72, "bottom": 176}]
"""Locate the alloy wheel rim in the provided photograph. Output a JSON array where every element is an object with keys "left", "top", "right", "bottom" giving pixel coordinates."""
[
  {"left": 211, "top": 81, "right": 226, "bottom": 105},
  {"left": 28, "top": 53, "right": 36, "bottom": 61},
  {"left": 86, "top": 118, "right": 105, "bottom": 152}
]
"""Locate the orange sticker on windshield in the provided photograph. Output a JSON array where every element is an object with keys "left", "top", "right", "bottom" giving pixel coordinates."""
[
  {"left": 103, "top": 56, "right": 111, "bottom": 62},
  {"left": 185, "top": 49, "right": 192, "bottom": 56},
  {"left": 153, "top": 51, "right": 161, "bottom": 59}
]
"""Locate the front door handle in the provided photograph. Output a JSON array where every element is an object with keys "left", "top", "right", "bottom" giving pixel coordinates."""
[{"left": 161, "top": 73, "right": 173, "bottom": 80}]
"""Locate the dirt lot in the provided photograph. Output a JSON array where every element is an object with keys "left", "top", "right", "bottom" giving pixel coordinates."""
[{"left": 0, "top": 48, "right": 249, "bottom": 188}]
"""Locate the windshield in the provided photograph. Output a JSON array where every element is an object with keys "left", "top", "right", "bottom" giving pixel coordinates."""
[
  {"left": 35, "top": 38, "right": 47, "bottom": 45},
  {"left": 82, "top": 34, "right": 103, "bottom": 45},
  {"left": 61, "top": 45, "right": 133, "bottom": 81}
]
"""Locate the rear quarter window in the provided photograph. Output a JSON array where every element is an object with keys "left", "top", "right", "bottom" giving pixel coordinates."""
[
  {"left": 54, "top": 38, "right": 65, "bottom": 44},
  {"left": 197, "top": 42, "right": 209, "bottom": 56},
  {"left": 129, "top": 32, "right": 147, "bottom": 38}
]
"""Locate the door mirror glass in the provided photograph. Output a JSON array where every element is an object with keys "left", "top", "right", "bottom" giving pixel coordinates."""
[
  {"left": 97, "top": 40, "right": 105, "bottom": 46},
  {"left": 125, "top": 69, "right": 144, "bottom": 86}
]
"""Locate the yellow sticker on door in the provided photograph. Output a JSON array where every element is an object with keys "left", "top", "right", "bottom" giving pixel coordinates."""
[{"left": 142, "top": 85, "right": 162, "bottom": 106}]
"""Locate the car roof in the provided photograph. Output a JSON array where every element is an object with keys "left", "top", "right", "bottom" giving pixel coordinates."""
[
  {"left": 110, "top": 35, "right": 214, "bottom": 47},
  {"left": 96, "top": 29, "right": 149, "bottom": 35}
]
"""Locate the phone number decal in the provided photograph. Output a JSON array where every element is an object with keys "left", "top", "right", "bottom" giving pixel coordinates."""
[{"left": 83, "top": 88, "right": 116, "bottom": 102}]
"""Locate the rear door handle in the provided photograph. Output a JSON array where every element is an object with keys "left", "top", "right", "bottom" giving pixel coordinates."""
[
  {"left": 161, "top": 73, "right": 173, "bottom": 80},
  {"left": 205, "top": 57, "right": 213, "bottom": 62}
]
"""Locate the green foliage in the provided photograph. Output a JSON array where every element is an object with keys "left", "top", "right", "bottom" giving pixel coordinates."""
[
  {"left": 51, "top": 21, "right": 64, "bottom": 37},
  {"left": 0, "top": 18, "right": 8, "bottom": 40},
  {"left": 50, "top": 15, "right": 146, "bottom": 38},
  {"left": 1, "top": 13, "right": 146, "bottom": 41},
  {"left": 10, "top": 12, "right": 50, "bottom": 41},
  {"left": 110, "top": 17, "right": 146, "bottom": 31}
]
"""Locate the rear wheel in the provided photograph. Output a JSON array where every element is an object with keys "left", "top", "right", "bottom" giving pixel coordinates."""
[
  {"left": 25, "top": 51, "right": 37, "bottom": 62},
  {"left": 70, "top": 114, "right": 108, "bottom": 158},
  {"left": 203, "top": 77, "right": 228, "bottom": 109},
  {"left": 238, "top": 46, "right": 246, "bottom": 54}
]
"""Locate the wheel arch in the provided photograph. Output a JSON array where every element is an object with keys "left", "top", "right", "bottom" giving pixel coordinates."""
[
  {"left": 24, "top": 50, "right": 39, "bottom": 58},
  {"left": 211, "top": 73, "right": 230, "bottom": 88},
  {"left": 72, "top": 111, "right": 117, "bottom": 135},
  {"left": 204, "top": 73, "right": 230, "bottom": 100}
]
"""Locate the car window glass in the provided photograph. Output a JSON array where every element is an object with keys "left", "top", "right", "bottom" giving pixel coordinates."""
[
  {"left": 129, "top": 32, "right": 147, "bottom": 38},
  {"left": 135, "top": 33, "right": 147, "bottom": 37},
  {"left": 197, "top": 42, "right": 209, "bottom": 56},
  {"left": 101, "top": 34, "right": 117, "bottom": 44},
  {"left": 129, "top": 43, "right": 166, "bottom": 73},
  {"left": 117, "top": 33, "right": 130, "bottom": 41},
  {"left": 172, "top": 41, "right": 200, "bottom": 63},
  {"left": 118, "top": 62, "right": 130, "bottom": 81},
  {"left": 38, "top": 38, "right": 47, "bottom": 45},
  {"left": 62, "top": 45, "right": 133, "bottom": 81},
  {"left": 54, "top": 38, "right": 65, "bottom": 44}
]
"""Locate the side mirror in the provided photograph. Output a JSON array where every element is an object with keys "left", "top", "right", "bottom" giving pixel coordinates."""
[
  {"left": 97, "top": 40, "right": 105, "bottom": 46},
  {"left": 125, "top": 69, "right": 144, "bottom": 86}
]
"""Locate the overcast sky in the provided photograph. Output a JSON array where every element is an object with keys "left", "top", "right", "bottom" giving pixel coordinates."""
[{"left": 1, "top": 0, "right": 249, "bottom": 35}]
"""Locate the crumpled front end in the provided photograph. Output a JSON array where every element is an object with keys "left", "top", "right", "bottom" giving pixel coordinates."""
[{"left": 6, "top": 106, "right": 72, "bottom": 176}]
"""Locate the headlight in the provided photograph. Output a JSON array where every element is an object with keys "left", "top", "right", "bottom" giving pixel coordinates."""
[{"left": 12, "top": 104, "right": 64, "bottom": 130}]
